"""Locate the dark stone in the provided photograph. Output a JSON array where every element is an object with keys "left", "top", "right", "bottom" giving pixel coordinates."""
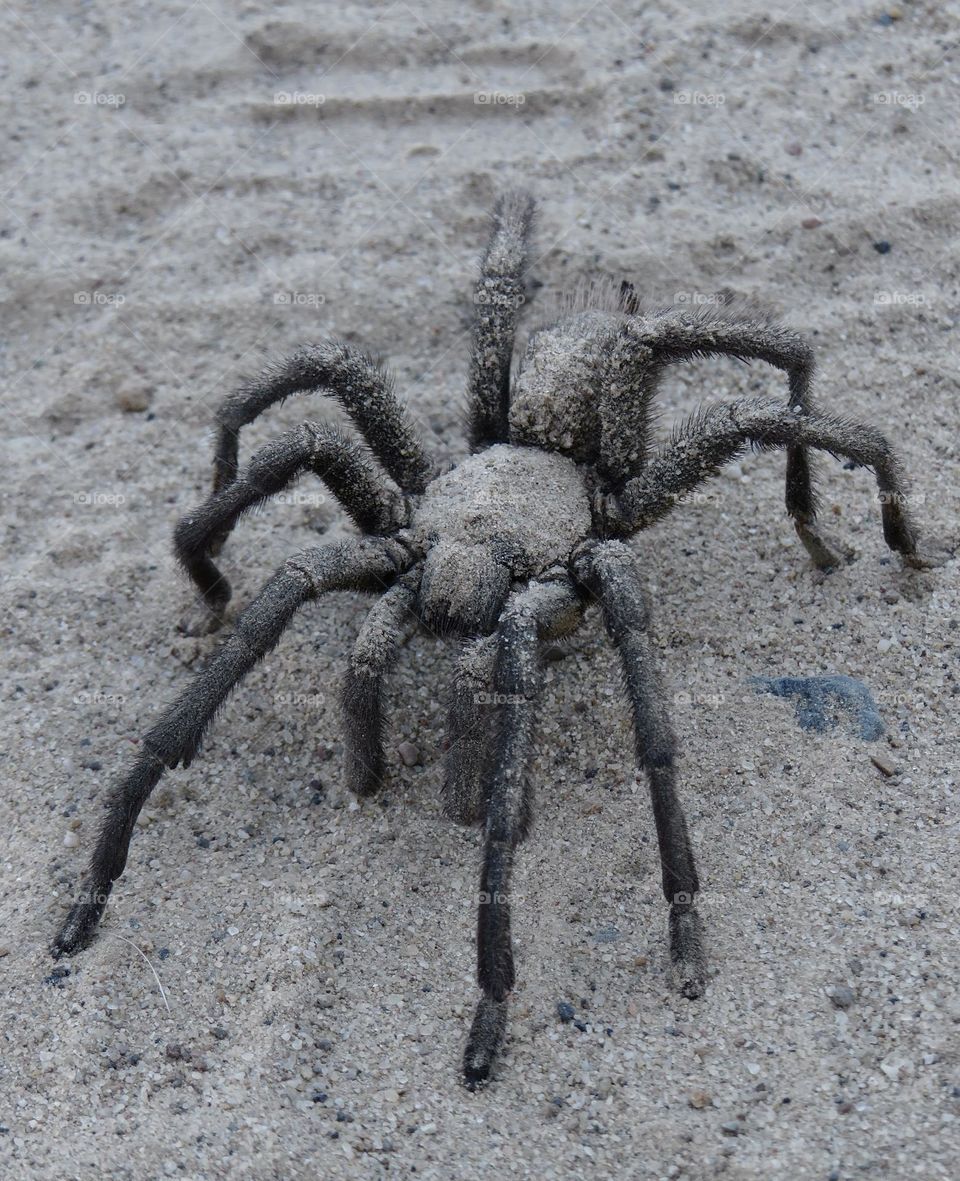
[{"left": 749, "top": 674, "right": 885, "bottom": 740}]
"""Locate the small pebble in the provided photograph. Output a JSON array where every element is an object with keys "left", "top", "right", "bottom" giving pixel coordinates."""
[
  {"left": 827, "top": 984, "right": 856, "bottom": 1009},
  {"left": 721, "top": 1120, "right": 742, "bottom": 1136},
  {"left": 689, "top": 1089, "right": 713, "bottom": 1109},
  {"left": 801, "top": 216, "right": 823, "bottom": 229},
  {"left": 785, "top": 141, "right": 803, "bottom": 156},
  {"left": 556, "top": 1001, "right": 575, "bottom": 1024},
  {"left": 873, "top": 240, "right": 892, "bottom": 254},
  {"left": 63, "top": 831, "right": 80, "bottom": 848},
  {"left": 871, "top": 754, "right": 896, "bottom": 777},
  {"left": 115, "top": 381, "right": 153, "bottom": 413},
  {"left": 397, "top": 742, "right": 420, "bottom": 767}
]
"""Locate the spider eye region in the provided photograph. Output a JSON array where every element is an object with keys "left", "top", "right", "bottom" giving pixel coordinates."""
[{"left": 410, "top": 444, "right": 591, "bottom": 635}]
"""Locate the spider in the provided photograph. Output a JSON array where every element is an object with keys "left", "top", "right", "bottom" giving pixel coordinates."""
[{"left": 52, "top": 190, "right": 929, "bottom": 1088}]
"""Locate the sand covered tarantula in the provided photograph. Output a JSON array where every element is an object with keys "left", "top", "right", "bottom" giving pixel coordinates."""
[{"left": 53, "top": 191, "right": 927, "bottom": 1087}]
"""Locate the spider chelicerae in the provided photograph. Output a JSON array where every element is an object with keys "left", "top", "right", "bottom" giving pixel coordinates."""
[{"left": 53, "top": 190, "right": 930, "bottom": 1087}]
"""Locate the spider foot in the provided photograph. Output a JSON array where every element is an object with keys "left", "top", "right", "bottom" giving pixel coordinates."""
[
  {"left": 794, "top": 520, "right": 855, "bottom": 572},
  {"left": 463, "top": 994, "right": 508, "bottom": 1090},
  {"left": 669, "top": 905, "right": 707, "bottom": 999},
  {"left": 178, "top": 598, "right": 228, "bottom": 636},
  {"left": 901, "top": 538, "right": 954, "bottom": 570},
  {"left": 51, "top": 882, "right": 111, "bottom": 958}
]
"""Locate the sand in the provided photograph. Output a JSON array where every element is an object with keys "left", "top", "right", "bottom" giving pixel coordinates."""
[{"left": 2, "top": 1, "right": 958, "bottom": 1178}]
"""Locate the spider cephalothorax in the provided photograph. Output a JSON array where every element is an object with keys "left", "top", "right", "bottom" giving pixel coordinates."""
[{"left": 53, "top": 190, "right": 929, "bottom": 1088}]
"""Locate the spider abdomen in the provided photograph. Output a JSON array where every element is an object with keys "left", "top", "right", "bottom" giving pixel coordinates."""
[{"left": 509, "top": 311, "right": 620, "bottom": 460}]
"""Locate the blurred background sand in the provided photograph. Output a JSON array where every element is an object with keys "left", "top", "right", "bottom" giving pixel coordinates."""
[{"left": 1, "top": 2, "right": 958, "bottom": 1177}]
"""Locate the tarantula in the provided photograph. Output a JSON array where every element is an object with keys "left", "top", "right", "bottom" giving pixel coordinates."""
[{"left": 53, "top": 190, "right": 928, "bottom": 1087}]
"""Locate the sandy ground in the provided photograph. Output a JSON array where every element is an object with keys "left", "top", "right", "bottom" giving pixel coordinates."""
[{"left": 2, "top": 1, "right": 958, "bottom": 1177}]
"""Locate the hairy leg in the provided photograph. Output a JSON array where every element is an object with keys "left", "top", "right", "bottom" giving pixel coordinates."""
[
  {"left": 620, "top": 306, "right": 843, "bottom": 565},
  {"left": 341, "top": 569, "right": 422, "bottom": 797},
  {"left": 212, "top": 340, "right": 434, "bottom": 495},
  {"left": 575, "top": 540, "right": 706, "bottom": 998},
  {"left": 443, "top": 634, "right": 497, "bottom": 826},
  {"left": 463, "top": 577, "right": 583, "bottom": 1088},
  {"left": 468, "top": 189, "right": 535, "bottom": 449},
  {"left": 52, "top": 537, "right": 409, "bottom": 959},
  {"left": 607, "top": 397, "right": 924, "bottom": 566},
  {"left": 174, "top": 422, "right": 406, "bottom": 632}
]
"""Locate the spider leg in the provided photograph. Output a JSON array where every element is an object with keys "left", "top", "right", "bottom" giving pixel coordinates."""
[
  {"left": 574, "top": 541, "right": 706, "bottom": 998},
  {"left": 615, "top": 306, "right": 845, "bottom": 566},
  {"left": 212, "top": 340, "right": 434, "bottom": 495},
  {"left": 443, "top": 634, "right": 497, "bottom": 825},
  {"left": 174, "top": 422, "right": 406, "bottom": 633},
  {"left": 51, "top": 537, "right": 410, "bottom": 960},
  {"left": 463, "top": 577, "right": 583, "bottom": 1088},
  {"left": 342, "top": 568, "right": 422, "bottom": 796},
  {"left": 609, "top": 397, "right": 924, "bottom": 566},
  {"left": 444, "top": 588, "right": 587, "bottom": 826},
  {"left": 468, "top": 190, "right": 535, "bottom": 450}
]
